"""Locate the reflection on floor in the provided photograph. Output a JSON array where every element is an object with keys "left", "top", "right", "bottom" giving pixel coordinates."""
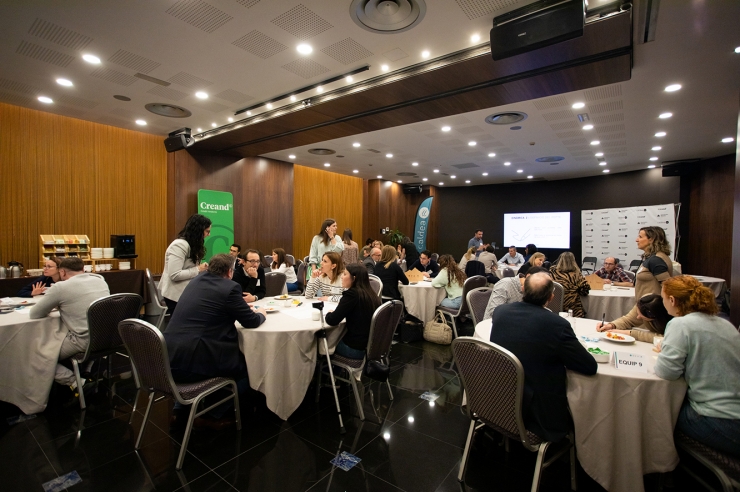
[{"left": 0, "top": 336, "right": 707, "bottom": 492}]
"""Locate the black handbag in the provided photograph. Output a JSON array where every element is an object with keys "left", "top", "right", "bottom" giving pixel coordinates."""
[{"left": 363, "top": 358, "right": 390, "bottom": 382}]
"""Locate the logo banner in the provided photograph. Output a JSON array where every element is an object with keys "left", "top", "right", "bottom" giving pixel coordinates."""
[
  {"left": 198, "top": 189, "right": 234, "bottom": 262},
  {"left": 413, "top": 197, "right": 433, "bottom": 252}
]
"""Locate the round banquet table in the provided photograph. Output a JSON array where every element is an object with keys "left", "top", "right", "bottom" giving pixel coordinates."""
[
  {"left": 474, "top": 317, "right": 687, "bottom": 492},
  {"left": 399, "top": 280, "right": 447, "bottom": 324},
  {"left": 237, "top": 296, "right": 344, "bottom": 420},
  {"left": 0, "top": 298, "right": 64, "bottom": 414},
  {"left": 687, "top": 275, "right": 727, "bottom": 298},
  {"left": 580, "top": 286, "right": 635, "bottom": 321},
  {"left": 495, "top": 264, "right": 520, "bottom": 279}
]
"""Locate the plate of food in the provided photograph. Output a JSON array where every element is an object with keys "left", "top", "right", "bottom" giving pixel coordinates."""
[
  {"left": 275, "top": 295, "right": 290, "bottom": 300},
  {"left": 587, "top": 347, "right": 611, "bottom": 363},
  {"left": 263, "top": 306, "right": 279, "bottom": 313},
  {"left": 601, "top": 332, "right": 635, "bottom": 343}
]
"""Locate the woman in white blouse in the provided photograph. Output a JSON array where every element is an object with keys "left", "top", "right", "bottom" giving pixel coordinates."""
[
  {"left": 305, "top": 252, "right": 345, "bottom": 302},
  {"left": 271, "top": 248, "right": 299, "bottom": 292},
  {"left": 159, "top": 214, "right": 211, "bottom": 314},
  {"left": 308, "top": 218, "right": 344, "bottom": 275}
]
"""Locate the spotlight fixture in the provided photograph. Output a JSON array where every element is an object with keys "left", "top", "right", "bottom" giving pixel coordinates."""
[
  {"left": 655, "top": 132, "right": 666, "bottom": 137},
  {"left": 195, "top": 91, "right": 208, "bottom": 99},
  {"left": 603, "top": 169, "right": 610, "bottom": 173},
  {"left": 296, "top": 43, "right": 313, "bottom": 55},
  {"left": 135, "top": 119, "right": 146, "bottom": 125},
  {"left": 721, "top": 137, "right": 735, "bottom": 143},
  {"left": 381, "top": 64, "right": 389, "bottom": 71},
  {"left": 288, "top": 154, "right": 296, "bottom": 159},
  {"left": 651, "top": 146, "right": 661, "bottom": 151},
  {"left": 735, "top": 47, "right": 740, "bottom": 54},
  {"left": 650, "top": 157, "right": 658, "bottom": 161},
  {"left": 503, "top": 162, "right": 510, "bottom": 166},
  {"left": 527, "top": 175, "right": 533, "bottom": 179},
  {"left": 599, "top": 162, "right": 607, "bottom": 166},
  {"left": 352, "top": 142, "right": 360, "bottom": 147},
  {"left": 290, "top": 95, "right": 296, "bottom": 102},
  {"left": 583, "top": 124, "right": 594, "bottom": 130},
  {"left": 316, "top": 86, "right": 323, "bottom": 94},
  {"left": 516, "top": 169, "right": 523, "bottom": 173},
  {"left": 482, "top": 172, "right": 488, "bottom": 176},
  {"left": 228, "top": 117, "right": 233, "bottom": 122},
  {"left": 595, "top": 152, "right": 604, "bottom": 157},
  {"left": 441, "top": 126, "right": 451, "bottom": 132},
  {"left": 211, "top": 123, "right": 217, "bottom": 128},
  {"left": 471, "top": 34, "right": 480, "bottom": 42},
  {"left": 664, "top": 84, "right": 681, "bottom": 92},
  {"left": 648, "top": 165, "right": 656, "bottom": 169},
  {"left": 572, "top": 102, "right": 585, "bottom": 109},
  {"left": 82, "top": 54, "right": 101, "bottom": 64},
  {"left": 422, "top": 178, "right": 428, "bottom": 181},
  {"left": 56, "top": 78, "right": 73, "bottom": 87},
  {"left": 246, "top": 111, "right": 252, "bottom": 116},
  {"left": 196, "top": 127, "right": 202, "bottom": 132},
  {"left": 465, "top": 180, "right": 471, "bottom": 183},
  {"left": 451, "top": 175, "right": 456, "bottom": 179},
  {"left": 324, "top": 163, "right": 330, "bottom": 167},
  {"left": 353, "top": 170, "right": 359, "bottom": 173},
  {"left": 377, "top": 175, "right": 382, "bottom": 179},
  {"left": 346, "top": 76, "right": 353, "bottom": 82},
  {"left": 438, "top": 182, "right": 444, "bottom": 185},
  {"left": 468, "top": 141, "right": 476, "bottom": 146},
  {"left": 659, "top": 112, "right": 673, "bottom": 119},
  {"left": 590, "top": 140, "right": 600, "bottom": 145},
  {"left": 412, "top": 162, "right": 418, "bottom": 166},
  {"left": 421, "top": 50, "right": 430, "bottom": 58},
  {"left": 385, "top": 153, "right": 393, "bottom": 158},
  {"left": 37, "top": 96, "right": 53, "bottom": 103},
  {"left": 397, "top": 180, "right": 402, "bottom": 183},
  {"left": 433, "top": 169, "right": 440, "bottom": 173}
]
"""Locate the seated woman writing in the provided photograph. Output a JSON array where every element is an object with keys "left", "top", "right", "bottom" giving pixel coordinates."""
[
  {"left": 596, "top": 293, "right": 673, "bottom": 342},
  {"left": 325, "top": 264, "right": 382, "bottom": 359},
  {"left": 18, "top": 256, "right": 62, "bottom": 297},
  {"left": 305, "top": 252, "right": 345, "bottom": 302}
]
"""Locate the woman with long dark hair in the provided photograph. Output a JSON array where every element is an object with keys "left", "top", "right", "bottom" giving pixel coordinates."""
[
  {"left": 655, "top": 276, "right": 740, "bottom": 457},
  {"left": 308, "top": 218, "right": 344, "bottom": 274},
  {"left": 326, "top": 264, "right": 382, "bottom": 359},
  {"left": 374, "top": 244, "right": 409, "bottom": 300},
  {"left": 159, "top": 213, "right": 211, "bottom": 314},
  {"left": 341, "top": 228, "right": 359, "bottom": 265},
  {"left": 432, "top": 254, "right": 467, "bottom": 309},
  {"left": 271, "top": 248, "right": 299, "bottom": 292}
]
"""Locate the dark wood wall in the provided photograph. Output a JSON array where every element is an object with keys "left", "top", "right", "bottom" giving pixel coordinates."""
[
  {"left": 167, "top": 150, "right": 294, "bottom": 258},
  {"left": 434, "top": 169, "right": 681, "bottom": 262}
]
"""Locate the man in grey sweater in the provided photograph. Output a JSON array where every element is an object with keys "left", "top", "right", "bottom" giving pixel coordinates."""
[{"left": 30, "top": 257, "right": 110, "bottom": 393}]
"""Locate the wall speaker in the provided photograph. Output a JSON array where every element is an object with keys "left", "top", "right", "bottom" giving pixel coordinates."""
[
  {"left": 403, "top": 184, "right": 423, "bottom": 194},
  {"left": 164, "top": 133, "right": 195, "bottom": 153}
]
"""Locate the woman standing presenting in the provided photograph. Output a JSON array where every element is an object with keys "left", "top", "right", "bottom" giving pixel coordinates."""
[
  {"left": 159, "top": 214, "right": 211, "bottom": 315},
  {"left": 549, "top": 252, "right": 590, "bottom": 317},
  {"left": 308, "top": 218, "right": 344, "bottom": 275}
]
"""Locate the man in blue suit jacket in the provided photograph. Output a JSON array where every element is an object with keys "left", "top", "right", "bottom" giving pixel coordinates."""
[{"left": 490, "top": 273, "right": 597, "bottom": 442}]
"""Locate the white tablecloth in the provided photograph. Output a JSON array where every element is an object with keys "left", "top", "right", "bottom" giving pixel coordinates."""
[
  {"left": 0, "top": 298, "right": 64, "bottom": 414},
  {"left": 474, "top": 318, "right": 687, "bottom": 492},
  {"left": 237, "top": 296, "right": 344, "bottom": 420},
  {"left": 688, "top": 275, "right": 727, "bottom": 299},
  {"left": 495, "top": 264, "right": 520, "bottom": 279},
  {"left": 581, "top": 287, "right": 635, "bottom": 321},
  {"left": 399, "top": 281, "right": 446, "bottom": 323}
]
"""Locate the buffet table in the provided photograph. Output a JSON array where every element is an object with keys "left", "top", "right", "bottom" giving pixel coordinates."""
[{"left": 0, "top": 269, "right": 147, "bottom": 301}]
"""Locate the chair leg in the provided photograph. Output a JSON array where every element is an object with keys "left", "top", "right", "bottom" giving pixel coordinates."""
[
  {"left": 531, "top": 442, "right": 551, "bottom": 492},
  {"left": 321, "top": 338, "right": 345, "bottom": 434},
  {"left": 349, "top": 371, "right": 365, "bottom": 421},
  {"left": 71, "top": 359, "right": 86, "bottom": 410},
  {"left": 458, "top": 419, "right": 477, "bottom": 482},
  {"left": 230, "top": 381, "right": 242, "bottom": 431},
  {"left": 135, "top": 392, "right": 154, "bottom": 449},
  {"left": 385, "top": 380, "right": 394, "bottom": 400},
  {"left": 177, "top": 396, "right": 201, "bottom": 470},
  {"left": 450, "top": 316, "right": 459, "bottom": 339}
]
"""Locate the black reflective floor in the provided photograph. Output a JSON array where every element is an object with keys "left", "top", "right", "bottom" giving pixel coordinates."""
[{"left": 0, "top": 336, "right": 709, "bottom": 492}]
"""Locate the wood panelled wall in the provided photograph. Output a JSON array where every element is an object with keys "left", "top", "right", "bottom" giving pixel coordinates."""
[
  {"left": 364, "top": 181, "right": 438, "bottom": 252},
  {"left": 167, "top": 151, "right": 294, "bottom": 260},
  {"left": 0, "top": 102, "right": 167, "bottom": 272},
  {"left": 292, "top": 165, "right": 364, "bottom": 259}
]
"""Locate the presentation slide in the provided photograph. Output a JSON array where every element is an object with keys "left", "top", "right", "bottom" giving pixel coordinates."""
[{"left": 503, "top": 212, "right": 571, "bottom": 248}]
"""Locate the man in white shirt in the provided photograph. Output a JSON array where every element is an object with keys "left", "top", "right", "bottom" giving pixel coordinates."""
[
  {"left": 30, "top": 257, "right": 110, "bottom": 394},
  {"left": 498, "top": 246, "right": 525, "bottom": 266}
]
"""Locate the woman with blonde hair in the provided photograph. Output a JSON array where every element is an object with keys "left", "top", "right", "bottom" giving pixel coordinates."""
[
  {"left": 518, "top": 252, "right": 545, "bottom": 277},
  {"left": 655, "top": 276, "right": 740, "bottom": 457},
  {"left": 305, "top": 252, "right": 345, "bottom": 302},
  {"left": 271, "top": 248, "right": 299, "bottom": 292},
  {"left": 432, "top": 254, "right": 467, "bottom": 309},
  {"left": 18, "top": 256, "right": 62, "bottom": 297},
  {"left": 372, "top": 239, "right": 384, "bottom": 250},
  {"left": 549, "top": 252, "right": 590, "bottom": 317},
  {"left": 373, "top": 244, "right": 409, "bottom": 300},
  {"left": 458, "top": 246, "right": 477, "bottom": 272}
]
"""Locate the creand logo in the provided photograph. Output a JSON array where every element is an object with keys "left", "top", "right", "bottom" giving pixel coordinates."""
[
  {"left": 637, "top": 215, "right": 646, "bottom": 218},
  {"left": 419, "top": 207, "right": 430, "bottom": 219},
  {"left": 200, "top": 201, "right": 231, "bottom": 211},
  {"left": 586, "top": 240, "right": 594, "bottom": 243},
  {"left": 619, "top": 228, "right": 628, "bottom": 231}
]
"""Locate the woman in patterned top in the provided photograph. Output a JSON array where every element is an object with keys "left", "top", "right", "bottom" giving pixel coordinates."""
[
  {"left": 549, "top": 252, "right": 590, "bottom": 317},
  {"left": 305, "top": 252, "right": 345, "bottom": 303}
]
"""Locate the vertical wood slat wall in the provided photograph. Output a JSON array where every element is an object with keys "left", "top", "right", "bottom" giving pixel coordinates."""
[
  {"left": 0, "top": 102, "right": 167, "bottom": 273},
  {"left": 292, "top": 165, "right": 364, "bottom": 260}
]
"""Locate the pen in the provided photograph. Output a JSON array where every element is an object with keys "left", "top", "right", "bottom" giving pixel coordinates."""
[{"left": 601, "top": 312, "right": 606, "bottom": 330}]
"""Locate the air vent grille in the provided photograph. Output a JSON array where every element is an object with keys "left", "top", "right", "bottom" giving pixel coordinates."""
[
  {"left": 455, "top": 0, "right": 520, "bottom": 20},
  {"left": 147, "top": 86, "right": 188, "bottom": 101},
  {"left": 532, "top": 95, "right": 568, "bottom": 110},
  {"left": 542, "top": 110, "right": 574, "bottom": 121},
  {"left": 16, "top": 41, "right": 74, "bottom": 67},
  {"left": 166, "top": 0, "right": 233, "bottom": 33},
  {"left": 28, "top": 18, "right": 93, "bottom": 50},
  {"left": 109, "top": 50, "right": 161, "bottom": 73},
  {"left": 236, "top": 0, "right": 260, "bottom": 7},
  {"left": 452, "top": 163, "right": 480, "bottom": 169},
  {"left": 281, "top": 59, "right": 330, "bottom": 79},
  {"left": 232, "top": 30, "right": 287, "bottom": 59},
  {"left": 271, "top": 4, "right": 333, "bottom": 40},
  {"left": 589, "top": 101, "right": 624, "bottom": 113},
  {"left": 55, "top": 94, "right": 99, "bottom": 109},
  {"left": 584, "top": 84, "right": 622, "bottom": 101},
  {"left": 321, "top": 38, "right": 373, "bottom": 65},
  {"left": 214, "top": 89, "right": 253, "bottom": 104},
  {"left": 168, "top": 71, "right": 214, "bottom": 89},
  {"left": 90, "top": 67, "right": 138, "bottom": 86},
  {"left": 0, "top": 78, "right": 38, "bottom": 95}
]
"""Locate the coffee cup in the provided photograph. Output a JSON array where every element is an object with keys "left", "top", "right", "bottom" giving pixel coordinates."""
[
  {"left": 84, "top": 265, "right": 92, "bottom": 273},
  {"left": 603, "top": 283, "right": 611, "bottom": 291},
  {"left": 312, "top": 309, "right": 320, "bottom": 321},
  {"left": 284, "top": 300, "right": 292, "bottom": 307}
]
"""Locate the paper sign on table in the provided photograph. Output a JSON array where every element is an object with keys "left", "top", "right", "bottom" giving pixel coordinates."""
[
  {"left": 405, "top": 268, "right": 425, "bottom": 282},
  {"left": 613, "top": 352, "right": 648, "bottom": 373},
  {"left": 585, "top": 274, "right": 605, "bottom": 290}
]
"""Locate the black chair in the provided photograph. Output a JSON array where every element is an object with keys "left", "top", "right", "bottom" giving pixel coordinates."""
[
  {"left": 466, "top": 286, "right": 493, "bottom": 326},
  {"left": 431, "top": 253, "right": 439, "bottom": 262},
  {"left": 368, "top": 274, "right": 383, "bottom": 298},
  {"left": 118, "top": 319, "right": 241, "bottom": 470},
  {"left": 264, "top": 271, "right": 286, "bottom": 297},
  {"left": 453, "top": 337, "right": 576, "bottom": 491},
  {"left": 436, "top": 275, "right": 488, "bottom": 338},
  {"left": 545, "top": 282, "right": 565, "bottom": 313},
  {"left": 581, "top": 256, "right": 597, "bottom": 275},
  {"left": 71, "top": 293, "right": 143, "bottom": 409},
  {"left": 629, "top": 259, "right": 642, "bottom": 273},
  {"left": 675, "top": 431, "right": 740, "bottom": 492},
  {"left": 465, "top": 260, "right": 485, "bottom": 278},
  {"left": 623, "top": 270, "right": 636, "bottom": 282},
  {"left": 291, "top": 263, "right": 307, "bottom": 295}
]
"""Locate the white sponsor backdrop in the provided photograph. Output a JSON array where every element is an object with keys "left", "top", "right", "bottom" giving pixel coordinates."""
[{"left": 582, "top": 204, "right": 676, "bottom": 267}]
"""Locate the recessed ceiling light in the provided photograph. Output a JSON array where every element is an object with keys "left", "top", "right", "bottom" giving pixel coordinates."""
[
  {"left": 195, "top": 91, "right": 208, "bottom": 99},
  {"left": 422, "top": 178, "right": 428, "bottom": 181},
  {"left": 572, "top": 102, "right": 585, "bottom": 109},
  {"left": 516, "top": 169, "right": 523, "bottom": 173},
  {"left": 421, "top": 50, "right": 430, "bottom": 58},
  {"left": 595, "top": 152, "right": 604, "bottom": 157},
  {"left": 266, "top": 103, "right": 273, "bottom": 109},
  {"left": 504, "top": 162, "right": 511, "bottom": 166},
  {"left": 649, "top": 156, "right": 659, "bottom": 161},
  {"left": 386, "top": 153, "right": 393, "bottom": 158},
  {"left": 353, "top": 169, "right": 358, "bottom": 173},
  {"left": 488, "top": 153, "right": 496, "bottom": 157},
  {"left": 441, "top": 126, "right": 451, "bottom": 132},
  {"left": 228, "top": 117, "right": 233, "bottom": 122},
  {"left": 599, "top": 162, "right": 607, "bottom": 166},
  {"left": 482, "top": 172, "right": 488, "bottom": 176},
  {"left": 196, "top": 127, "right": 202, "bottom": 132},
  {"left": 324, "top": 163, "right": 330, "bottom": 167},
  {"left": 471, "top": 34, "right": 480, "bottom": 43},
  {"left": 37, "top": 96, "right": 53, "bottom": 104},
  {"left": 439, "top": 182, "right": 444, "bottom": 185},
  {"left": 56, "top": 78, "right": 73, "bottom": 87},
  {"left": 721, "top": 137, "right": 735, "bottom": 143},
  {"left": 211, "top": 122, "right": 217, "bottom": 128},
  {"left": 397, "top": 180, "right": 402, "bottom": 183},
  {"left": 412, "top": 162, "right": 418, "bottom": 166},
  {"left": 468, "top": 141, "right": 476, "bottom": 146},
  {"left": 664, "top": 84, "right": 681, "bottom": 92},
  {"left": 433, "top": 169, "right": 439, "bottom": 173},
  {"left": 735, "top": 47, "right": 740, "bottom": 54},
  {"left": 655, "top": 132, "right": 666, "bottom": 137},
  {"left": 659, "top": 112, "right": 673, "bottom": 119},
  {"left": 603, "top": 169, "right": 610, "bottom": 173},
  {"left": 583, "top": 124, "right": 594, "bottom": 130},
  {"left": 246, "top": 111, "right": 252, "bottom": 116},
  {"left": 377, "top": 175, "right": 382, "bottom": 179},
  {"left": 288, "top": 154, "right": 296, "bottom": 159},
  {"left": 352, "top": 142, "right": 360, "bottom": 147},
  {"left": 135, "top": 119, "right": 146, "bottom": 126},
  {"left": 316, "top": 86, "right": 323, "bottom": 93},
  {"left": 296, "top": 43, "right": 313, "bottom": 55},
  {"left": 651, "top": 146, "right": 661, "bottom": 151},
  {"left": 346, "top": 76, "right": 353, "bottom": 83},
  {"left": 648, "top": 165, "right": 656, "bottom": 169},
  {"left": 290, "top": 95, "right": 296, "bottom": 102},
  {"left": 82, "top": 54, "right": 101, "bottom": 64},
  {"left": 590, "top": 140, "right": 600, "bottom": 145},
  {"left": 451, "top": 175, "right": 456, "bottom": 179},
  {"left": 381, "top": 64, "right": 389, "bottom": 72},
  {"left": 527, "top": 175, "right": 533, "bottom": 179}
]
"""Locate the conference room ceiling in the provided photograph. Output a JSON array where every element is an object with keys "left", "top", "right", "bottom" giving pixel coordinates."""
[{"left": 0, "top": 1, "right": 738, "bottom": 186}]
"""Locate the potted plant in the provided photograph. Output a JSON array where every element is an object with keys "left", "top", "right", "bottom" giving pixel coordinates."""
[{"left": 384, "top": 229, "right": 406, "bottom": 247}]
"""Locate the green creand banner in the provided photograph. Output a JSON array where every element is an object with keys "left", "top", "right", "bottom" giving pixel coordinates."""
[{"left": 197, "top": 189, "right": 234, "bottom": 262}]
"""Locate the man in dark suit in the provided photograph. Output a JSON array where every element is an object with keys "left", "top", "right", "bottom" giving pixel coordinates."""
[
  {"left": 490, "top": 272, "right": 597, "bottom": 442},
  {"left": 408, "top": 250, "right": 440, "bottom": 278},
  {"left": 232, "top": 249, "right": 267, "bottom": 301},
  {"left": 363, "top": 247, "right": 381, "bottom": 275},
  {"left": 165, "top": 254, "right": 267, "bottom": 427}
]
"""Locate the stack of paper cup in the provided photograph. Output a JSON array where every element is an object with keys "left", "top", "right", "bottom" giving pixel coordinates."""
[{"left": 103, "top": 247, "right": 115, "bottom": 259}]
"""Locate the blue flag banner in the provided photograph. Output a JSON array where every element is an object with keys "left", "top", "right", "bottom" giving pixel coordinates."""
[{"left": 413, "top": 197, "right": 433, "bottom": 252}]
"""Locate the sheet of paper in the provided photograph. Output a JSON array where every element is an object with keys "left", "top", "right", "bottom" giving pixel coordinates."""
[{"left": 613, "top": 352, "right": 648, "bottom": 373}]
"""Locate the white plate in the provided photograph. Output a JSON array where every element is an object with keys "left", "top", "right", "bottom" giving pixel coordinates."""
[
  {"left": 274, "top": 295, "right": 290, "bottom": 300},
  {"left": 263, "top": 307, "right": 279, "bottom": 313},
  {"left": 1, "top": 301, "right": 36, "bottom": 308},
  {"left": 601, "top": 332, "right": 635, "bottom": 343}
]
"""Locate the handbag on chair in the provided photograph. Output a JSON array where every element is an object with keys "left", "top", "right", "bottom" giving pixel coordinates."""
[
  {"left": 424, "top": 311, "right": 453, "bottom": 345},
  {"left": 363, "top": 359, "right": 390, "bottom": 382}
]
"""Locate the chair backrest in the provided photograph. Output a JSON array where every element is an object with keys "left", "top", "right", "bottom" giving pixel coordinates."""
[
  {"left": 118, "top": 318, "right": 177, "bottom": 399},
  {"left": 264, "top": 271, "right": 286, "bottom": 297},
  {"left": 286, "top": 254, "right": 295, "bottom": 266},
  {"left": 263, "top": 255, "right": 272, "bottom": 266},
  {"left": 465, "top": 260, "right": 485, "bottom": 278},
  {"left": 458, "top": 276, "right": 488, "bottom": 318},
  {"left": 545, "top": 281, "right": 564, "bottom": 313},
  {"left": 303, "top": 255, "right": 309, "bottom": 265},
  {"left": 366, "top": 300, "right": 404, "bottom": 361},
  {"left": 581, "top": 256, "right": 597, "bottom": 273},
  {"left": 296, "top": 262, "right": 307, "bottom": 290},
  {"left": 629, "top": 259, "right": 641, "bottom": 272},
  {"left": 145, "top": 268, "right": 165, "bottom": 307},
  {"left": 452, "top": 337, "right": 538, "bottom": 449},
  {"left": 466, "top": 287, "right": 493, "bottom": 326},
  {"left": 623, "top": 270, "right": 635, "bottom": 282},
  {"left": 503, "top": 267, "right": 515, "bottom": 277},
  {"left": 84, "top": 294, "right": 143, "bottom": 359},
  {"left": 431, "top": 253, "right": 439, "bottom": 262},
  {"left": 368, "top": 274, "right": 383, "bottom": 297}
]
